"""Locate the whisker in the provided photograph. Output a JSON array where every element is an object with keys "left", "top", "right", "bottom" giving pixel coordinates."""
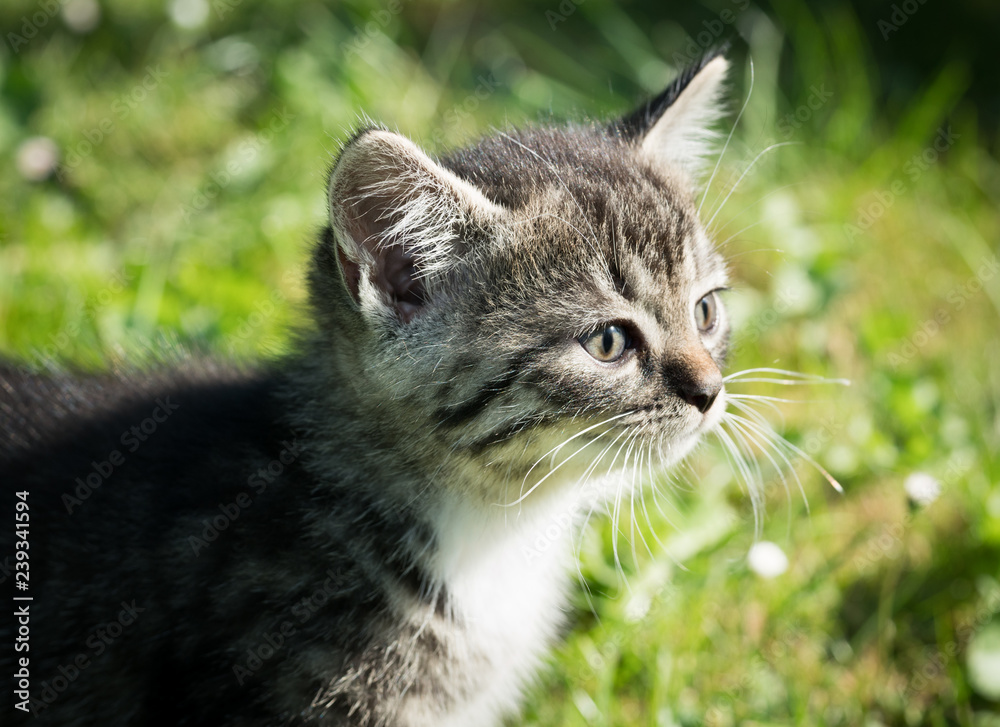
[
  {"left": 724, "top": 377, "right": 850, "bottom": 386},
  {"left": 713, "top": 424, "right": 762, "bottom": 536},
  {"left": 725, "top": 408, "right": 809, "bottom": 522},
  {"left": 724, "top": 417, "right": 767, "bottom": 512},
  {"left": 724, "top": 411, "right": 803, "bottom": 515},
  {"left": 728, "top": 393, "right": 805, "bottom": 404},
  {"left": 628, "top": 433, "right": 654, "bottom": 565},
  {"left": 713, "top": 219, "right": 765, "bottom": 248},
  {"left": 511, "top": 411, "right": 637, "bottom": 506},
  {"left": 608, "top": 427, "right": 642, "bottom": 585},
  {"left": 704, "top": 141, "right": 802, "bottom": 231},
  {"left": 511, "top": 432, "right": 610, "bottom": 510},
  {"left": 698, "top": 57, "right": 755, "bottom": 218},
  {"left": 496, "top": 131, "right": 608, "bottom": 276},
  {"left": 708, "top": 181, "right": 804, "bottom": 240},
  {"left": 723, "top": 367, "right": 851, "bottom": 386},
  {"left": 728, "top": 410, "right": 843, "bottom": 494},
  {"left": 728, "top": 397, "right": 788, "bottom": 438}
]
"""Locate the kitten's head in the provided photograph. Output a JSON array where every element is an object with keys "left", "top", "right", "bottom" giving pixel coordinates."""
[{"left": 310, "top": 52, "right": 732, "bottom": 504}]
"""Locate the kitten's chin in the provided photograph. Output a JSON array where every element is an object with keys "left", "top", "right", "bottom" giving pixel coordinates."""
[
  {"left": 698, "top": 387, "right": 727, "bottom": 433},
  {"left": 664, "top": 388, "right": 727, "bottom": 467}
]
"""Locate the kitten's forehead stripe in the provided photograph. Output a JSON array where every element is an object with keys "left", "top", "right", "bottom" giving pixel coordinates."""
[{"left": 443, "top": 126, "right": 714, "bottom": 287}]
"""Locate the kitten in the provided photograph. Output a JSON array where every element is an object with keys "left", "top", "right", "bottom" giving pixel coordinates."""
[{"left": 2, "top": 49, "right": 732, "bottom": 726}]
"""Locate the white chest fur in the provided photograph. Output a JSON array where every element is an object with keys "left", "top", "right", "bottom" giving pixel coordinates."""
[{"left": 418, "top": 492, "right": 581, "bottom": 727}]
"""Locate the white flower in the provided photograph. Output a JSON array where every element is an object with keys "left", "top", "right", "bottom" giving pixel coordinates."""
[
  {"left": 747, "top": 541, "right": 789, "bottom": 578},
  {"left": 967, "top": 623, "right": 1000, "bottom": 700},
  {"left": 168, "top": 0, "right": 209, "bottom": 30},
  {"left": 904, "top": 471, "right": 941, "bottom": 507},
  {"left": 62, "top": 0, "right": 101, "bottom": 34},
  {"left": 16, "top": 137, "right": 59, "bottom": 181}
]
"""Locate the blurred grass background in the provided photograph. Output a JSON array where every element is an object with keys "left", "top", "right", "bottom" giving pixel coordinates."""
[{"left": 2, "top": 0, "right": 999, "bottom": 724}]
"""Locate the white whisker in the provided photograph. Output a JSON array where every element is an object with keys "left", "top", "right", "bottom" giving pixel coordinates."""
[
  {"left": 714, "top": 423, "right": 762, "bottom": 537},
  {"left": 508, "top": 411, "right": 637, "bottom": 509},
  {"left": 704, "top": 141, "right": 802, "bottom": 231},
  {"left": 708, "top": 181, "right": 804, "bottom": 240},
  {"left": 723, "top": 367, "right": 851, "bottom": 386},
  {"left": 698, "top": 57, "right": 755, "bottom": 218},
  {"left": 727, "top": 409, "right": 843, "bottom": 494}
]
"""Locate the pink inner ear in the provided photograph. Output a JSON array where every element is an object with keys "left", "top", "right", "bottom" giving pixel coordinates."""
[
  {"left": 337, "top": 246, "right": 362, "bottom": 301},
  {"left": 373, "top": 245, "right": 427, "bottom": 323},
  {"left": 338, "top": 194, "right": 429, "bottom": 322}
]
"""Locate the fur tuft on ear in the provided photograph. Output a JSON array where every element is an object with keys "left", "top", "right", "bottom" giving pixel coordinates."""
[
  {"left": 327, "top": 128, "right": 502, "bottom": 323},
  {"left": 610, "top": 48, "right": 730, "bottom": 183}
]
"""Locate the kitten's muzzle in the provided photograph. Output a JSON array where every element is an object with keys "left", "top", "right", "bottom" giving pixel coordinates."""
[{"left": 665, "top": 350, "right": 723, "bottom": 415}]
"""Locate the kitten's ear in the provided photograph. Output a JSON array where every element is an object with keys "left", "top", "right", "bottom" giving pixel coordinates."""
[
  {"left": 327, "top": 128, "right": 502, "bottom": 323},
  {"left": 611, "top": 49, "right": 730, "bottom": 182}
]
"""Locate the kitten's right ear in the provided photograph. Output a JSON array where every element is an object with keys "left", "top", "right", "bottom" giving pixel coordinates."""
[
  {"left": 610, "top": 48, "right": 730, "bottom": 183},
  {"left": 326, "top": 128, "right": 503, "bottom": 323}
]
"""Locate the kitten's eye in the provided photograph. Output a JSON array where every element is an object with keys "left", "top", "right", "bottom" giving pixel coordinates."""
[
  {"left": 695, "top": 292, "right": 719, "bottom": 333},
  {"left": 580, "top": 325, "right": 630, "bottom": 363}
]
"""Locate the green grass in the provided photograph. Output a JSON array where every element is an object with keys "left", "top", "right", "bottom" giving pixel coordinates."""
[{"left": 2, "top": 1, "right": 999, "bottom": 724}]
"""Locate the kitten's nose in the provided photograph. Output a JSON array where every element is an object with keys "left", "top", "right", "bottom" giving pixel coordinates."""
[
  {"left": 668, "top": 352, "right": 723, "bottom": 414},
  {"left": 679, "top": 375, "right": 722, "bottom": 414}
]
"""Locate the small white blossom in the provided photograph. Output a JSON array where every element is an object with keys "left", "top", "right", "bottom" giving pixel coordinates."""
[
  {"left": 747, "top": 541, "right": 789, "bottom": 579},
  {"left": 16, "top": 136, "right": 59, "bottom": 181},
  {"left": 967, "top": 623, "right": 1000, "bottom": 700},
  {"left": 904, "top": 471, "right": 941, "bottom": 507},
  {"left": 62, "top": 0, "right": 101, "bottom": 34},
  {"left": 168, "top": 0, "right": 209, "bottom": 29}
]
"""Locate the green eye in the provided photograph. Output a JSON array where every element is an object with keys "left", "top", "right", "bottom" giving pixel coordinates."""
[
  {"left": 580, "top": 325, "right": 629, "bottom": 362},
  {"left": 695, "top": 292, "right": 719, "bottom": 333}
]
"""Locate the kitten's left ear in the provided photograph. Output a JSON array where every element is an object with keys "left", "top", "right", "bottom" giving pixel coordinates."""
[
  {"left": 611, "top": 49, "right": 730, "bottom": 182},
  {"left": 326, "top": 128, "right": 503, "bottom": 323}
]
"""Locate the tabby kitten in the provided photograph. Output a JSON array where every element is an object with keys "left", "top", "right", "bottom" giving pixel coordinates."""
[{"left": 2, "top": 50, "right": 733, "bottom": 726}]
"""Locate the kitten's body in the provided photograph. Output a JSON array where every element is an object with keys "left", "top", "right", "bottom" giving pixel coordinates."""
[{"left": 2, "top": 51, "right": 733, "bottom": 726}]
